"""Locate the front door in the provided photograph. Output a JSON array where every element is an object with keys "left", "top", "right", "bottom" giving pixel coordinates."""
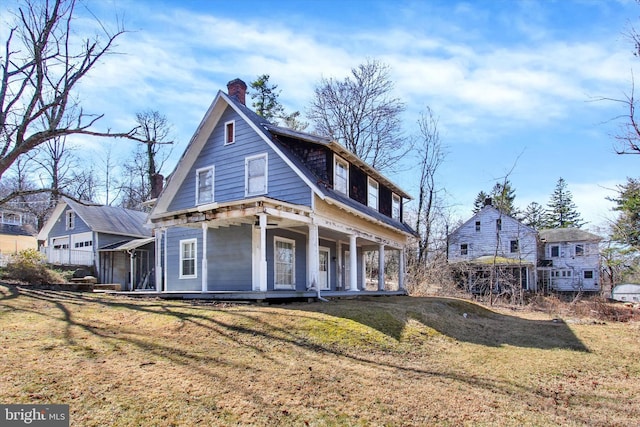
[{"left": 319, "top": 247, "right": 330, "bottom": 290}]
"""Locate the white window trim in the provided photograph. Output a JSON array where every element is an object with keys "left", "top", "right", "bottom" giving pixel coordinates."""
[
  {"left": 274, "top": 236, "right": 295, "bottom": 289},
  {"left": 367, "top": 177, "right": 379, "bottom": 210},
  {"left": 392, "top": 193, "right": 401, "bottom": 221},
  {"left": 334, "top": 155, "right": 349, "bottom": 195},
  {"left": 224, "top": 120, "right": 235, "bottom": 145},
  {"left": 179, "top": 238, "right": 197, "bottom": 279},
  {"left": 65, "top": 210, "right": 75, "bottom": 230},
  {"left": 245, "top": 153, "right": 268, "bottom": 197},
  {"left": 195, "top": 165, "right": 215, "bottom": 205}
]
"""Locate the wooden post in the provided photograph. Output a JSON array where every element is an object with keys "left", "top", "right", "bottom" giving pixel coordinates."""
[
  {"left": 202, "top": 222, "right": 208, "bottom": 292},
  {"left": 259, "top": 213, "right": 268, "bottom": 292},
  {"left": 378, "top": 244, "right": 385, "bottom": 291},
  {"left": 308, "top": 223, "right": 319, "bottom": 289},
  {"left": 349, "top": 234, "right": 359, "bottom": 291}
]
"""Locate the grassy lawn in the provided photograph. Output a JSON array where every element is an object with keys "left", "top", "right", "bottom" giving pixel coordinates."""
[{"left": 1, "top": 284, "right": 638, "bottom": 426}]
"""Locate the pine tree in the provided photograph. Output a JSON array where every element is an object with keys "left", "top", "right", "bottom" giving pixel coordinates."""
[
  {"left": 490, "top": 181, "right": 517, "bottom": 216},
  {"left": 472, "top": 191, "right": 489, "bottom": 213},
  {"left": 522, "top": 202, "right": 546, "bottom": 229},
  {"left": 545, "top": 177, "right": 584, "bottom": 228},
  {"left": 608, "top": 177, "right": 640, "bottom": 248},
  {"left": 249, "top": 74, "right": 307, "bottom": 130}
]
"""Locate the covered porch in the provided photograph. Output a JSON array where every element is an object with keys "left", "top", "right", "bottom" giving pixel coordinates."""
[{"left": 149, "top": 196, "right": 410, "bottom": 295}]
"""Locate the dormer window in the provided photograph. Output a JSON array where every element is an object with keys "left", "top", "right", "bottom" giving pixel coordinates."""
[
  {"left": 196, "top": 166, "right": 214, "bottom": 205},
  {"left": 334, "top": 156, "right": 349, "bottom": 195},
  {"left": 392, "top": 194, "right": 401, "bottom": 221},
  {"left": 225, "top": 120, "right": 235, "bottom": 145},
  {"left": 1, "top": 212, "right": 21, "bottom": 225},
  {"left": 368, "top": 178, "right": 379, "bottom": 210},
  {"left": 65, "top": 211, "right": 75, "bottom": 230}
]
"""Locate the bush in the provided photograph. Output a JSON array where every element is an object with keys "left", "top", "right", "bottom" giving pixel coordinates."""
[{"left": 5, "top": 249, "right": 65, "bottom": 284}]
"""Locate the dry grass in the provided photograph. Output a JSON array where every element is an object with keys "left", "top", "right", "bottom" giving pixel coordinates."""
[{"left": 1, "top": 284, "right": 639, "bottom": 426}]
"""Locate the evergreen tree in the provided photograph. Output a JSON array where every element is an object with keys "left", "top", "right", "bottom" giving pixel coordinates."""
[
  {"left": 472, "top": 191, "right": 489, "bottom": 213},
  {"left": 545, "top": 177, "right": 584, "bottom": 228},
  {"left": 608, "top": 177, "right": 640, "bottom": 248},
  {"left": 490, "top": 181, "right": 517, "bottom": 216},
  {"left": 522, "top": 201, "right": 546, "bottom": 229},
  {"left": 249, "top": 74, "right": 307, "bottom": 130}
]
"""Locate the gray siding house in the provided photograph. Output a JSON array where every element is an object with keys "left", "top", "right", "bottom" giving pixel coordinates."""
[
  {"left": 447, "top": 201, "right": 538, "bottom": 293},
  {"left": 148, "top": 79, "right": 416, "bottom": 296},
  {"left": 38, "top": 198, "right": 154, "bottom": 289}
]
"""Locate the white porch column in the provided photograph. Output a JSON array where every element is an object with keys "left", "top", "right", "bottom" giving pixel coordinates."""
[
  {"left": 349, "top": 234, "right": 359, "bottom": 291},
  {"left": 163, "top": 228, "right": 168, "bottom": 292},
  {"left": 202, "top": 223, "right": 208, "bottom": 292},
  {"left": 308, "top": 223, "right": 319, "bottom": 289},
  {"left": 155, "top": 229, "right": 163, "bottom": 292},
  {"left": 378, "top": 244, "right": 385, "bottom": 291},
  {"left": 398, "top": 248, "right": 405, "bottom": 291},
  {"left": 337, "top": 241, "right": 343, "bottom": 290},
  {"left": 259, "top": 213, "right": 268, "bottom": 292}
]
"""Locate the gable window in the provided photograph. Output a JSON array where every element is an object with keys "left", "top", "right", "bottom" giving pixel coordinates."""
[
  {"left": 475, "top": 221, "right": 481, "bottom": 232},
  {"left": 179, "top": 239, "right": 197, "bottom": 279},
  {"left": 392, "top": 194, "right": 401, "bottom": 221},
  {"left": 496, "top": 218, "right": 502, "bottom": 231},
  {"left": 510, "top": 240, "right": 519, "bottom": 253},
  {"left": 245, "top": 153, "right": 268, "bottom": 196},
  {"left": 334, "top": 156, "right": 349, "bottom": 195},
  {"left": 368, "top": 178, "right": 379, "bottom": 210},
  {"left": 575, "top": 244, "right": 584, "bottom": 256},
  {"left": 225, "top": 120, "right": 235, "bottom": 145},
  {"left": 196, "top": 166, "right": 214, "bottom": 205},
  {"left": 584, "top": 270, "right": 594, "bottom": 279},
  {"left": 460, "top": 243, "right": 468, "bottom": 256},
  {"left": 551, "top": 245, "right": 559, "bottom": 257},
  {"left": 65, "top": 211, "right": 75, "bottom": 230},
  {"left": 274, "top": 237, "right": 295, "bottom": 289}
]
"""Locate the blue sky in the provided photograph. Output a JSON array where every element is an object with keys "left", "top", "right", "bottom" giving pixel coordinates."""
[{"left": 4, "top": 0, "right": 639, "bottom": 229}]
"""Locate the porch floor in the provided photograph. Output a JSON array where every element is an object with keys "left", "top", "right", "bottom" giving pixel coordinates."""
[{"left": 99, "top": 289, "right": 407, "bottom": 301}]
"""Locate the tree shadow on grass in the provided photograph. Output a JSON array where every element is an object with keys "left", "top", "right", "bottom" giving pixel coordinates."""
[{"left": 302, "top": 296, "right": 590, "bottom": 352}]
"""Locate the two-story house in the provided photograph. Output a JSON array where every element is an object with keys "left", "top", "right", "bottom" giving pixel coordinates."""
[
  {"left": 537, "top": 228, "right": 601, "bottom": 292},
  {"left": 447, "top": 200, "right": 538, "bottom": 293},
  {"left": 0, "top": 209, "right": 37, "bottom": 266},
  {"left": 148, "top": 79, "right": 416, "bottom": 296}
]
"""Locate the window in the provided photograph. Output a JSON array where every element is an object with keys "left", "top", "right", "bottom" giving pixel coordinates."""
[
  {"left": 460, "top": 244, "right": 468, "bottom": 255},
  {"left": 575, "top": 244, "right": 584, "bottom": 256},
  {"left": 392, "top": 194, "right": 401, "bottom": 221},
  {"left": 496, "top": 218, "right": 502, "bottom": 231},
  {"left": 245, "top": 154, "right": 267, "bottom": 196},
  {"left": 224, "top": 120, "right": 235, "bottom": 145},
  {"left": 1, "top": 212, "right": 21, "bottom": 225},
  {"left": 65, "top": 211, "right": 75, "bottom": 230},
  {"left": 368, "top": 178, "right": 379, "bottom": 210},
  {"left": 551, "top": 245, "right": 559, "bottom": 257},
  {"left": 196, "top": 166, "right": 214, "bottom": 205},
  {"left": 179, "top": 239, "right": 197, "bottom": 279},
  {"left": 334, "top": 157, "right": 349, "bottom": 195},
  {"left": 584, "top": 270, "right": 594, "bottom": 279},
  {"left": 475, "top": 221, "right": 481, "bottom": 232},
  {"left": 274, "top": 237, "right": 295, "bottom": 288},
  {"left": 510, "top": 240, "right": 519, "bottom": 253}
]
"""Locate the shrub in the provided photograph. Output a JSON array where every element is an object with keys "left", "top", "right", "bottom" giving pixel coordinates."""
[{"left": 5, "top": 249, "right": 65, "bottom": 284}]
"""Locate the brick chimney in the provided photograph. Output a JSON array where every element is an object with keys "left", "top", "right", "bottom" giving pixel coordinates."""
[
  {"left": 151, "top": 173, "right": 164, "bottom": 199},
  {"left": 227, "top": 78, "right": 247, "bottom": 105}
]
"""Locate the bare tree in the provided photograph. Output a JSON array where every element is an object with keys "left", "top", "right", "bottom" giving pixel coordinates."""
[
  {"left": 0, "top": 0, "right": 137, "bottom": 201},
  {"left": 307, "top": 59, "right": 407, "bottom": 171},
  {"left": 414, "top": 107, "right": 446, "bottom": 266}
]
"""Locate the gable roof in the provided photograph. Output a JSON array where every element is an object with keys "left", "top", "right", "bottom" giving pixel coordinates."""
[
  {"left": 38, "top": 198, "right": 150, "bottom": 240},
  {"left": 151, "top": 88, "right": 413, "bottom": 223},
  {"left": 449, "top": 204, "right": 537, "bottom": 237},
  {"left": 0, "top": 223, "right": 36, "bottom": 237},
  {"left": 538, "top": 228, "right": 601, "bottom": 243}
]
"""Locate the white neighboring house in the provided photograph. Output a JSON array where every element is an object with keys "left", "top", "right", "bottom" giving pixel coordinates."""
[
  {"left": 447, "top": 201, "right": 539, "bottom": 293},
  {"left": 537, "top": 228, "right": 602, "bottom": 292}
]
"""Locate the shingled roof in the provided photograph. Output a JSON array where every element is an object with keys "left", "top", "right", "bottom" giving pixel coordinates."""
[{"left": 538, "top": 228, "right": 601, "bottom": 243}]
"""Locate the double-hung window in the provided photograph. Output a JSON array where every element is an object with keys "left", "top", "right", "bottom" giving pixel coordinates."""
[
  {"left": 392, "top": 194, "right": 401, "bottom": 220},
  {"left": 196, "top": 166, "right": 214, "bottom": 205},
  {"left": 245, "top": 153, "right": 267, "bottom": 196},
  {"left": 368, "top": 178, "right": 379, "bottom": 210},
  {"left": 180, "top": 239, "right": 197, "bottom": 279},
  {"left": 510, "top": 240, "right": 519, "bottom": 253},
  {"left": 274, "top": 237, "right": 295, "bottom": 289},
  {"left": 575, "top": 244, "right": 584, "bottom": 256},
  {"left": 224, "top": 120, "right": 235, "bottom": 145},
  {"left": 460, "top": 243, "right": 468, "bottom": 255},
  {"left": 334, "top": 157, "right": 349, "bottom": 195}
]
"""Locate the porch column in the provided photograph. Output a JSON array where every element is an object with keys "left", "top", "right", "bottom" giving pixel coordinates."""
[
  {"left": 259, "top": 213, "right": 268, "bottom": 292},
  {"left": 308, "top": 222, "right": 319, "bottom": 289},
  {"left": 378, "top": 244, "right": 385, "bottom": 291},
  {"left": 349, "top": 234, "right": 359, "bottom": 291},
  {"left": 337, "top": 241, "right": 343, "bottom": 290},
  {"left": 398, "top": 248, "right": 405, "bottom": 291},
  {"left": 155, "top": 229, "right": 163, "bottom": 292},
  {"left": 163, "top": 228, "right": 168, "bottom": 292},
  {"left": 202, "top": 223, "right": 208, "bottom": 292}
]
